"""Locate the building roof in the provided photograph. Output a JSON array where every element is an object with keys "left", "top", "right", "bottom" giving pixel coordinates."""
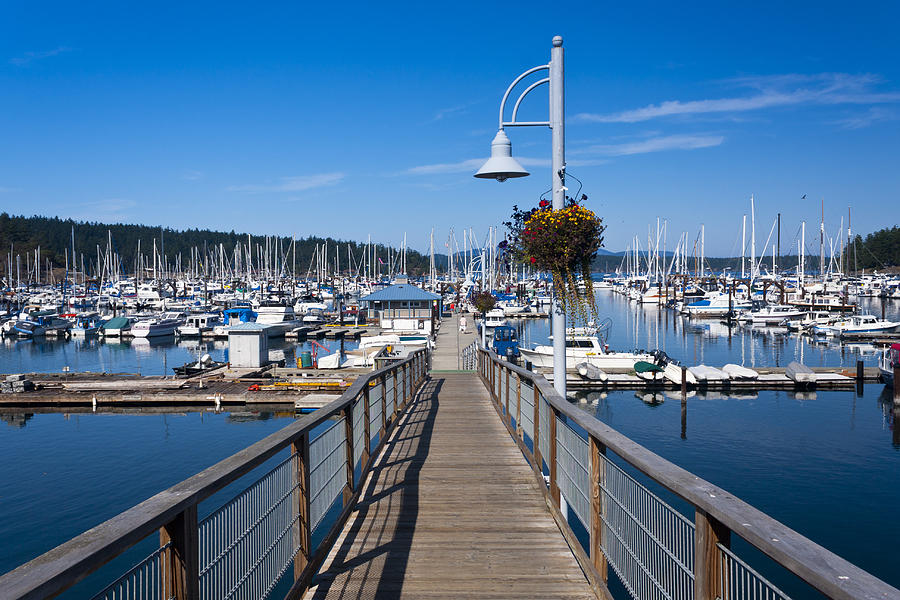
[
  {"left": 228, "top": 322, "right": 274, "bottom": 333},
  {"left": 361, "top": 284, "right": 441, "bottom": 303}
]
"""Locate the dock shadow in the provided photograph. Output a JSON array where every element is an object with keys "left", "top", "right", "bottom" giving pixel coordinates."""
[{"left": 308, "top": 376, "right": 443, "bottom": 599}]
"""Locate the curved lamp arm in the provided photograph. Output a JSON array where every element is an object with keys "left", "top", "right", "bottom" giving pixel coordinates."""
[
  {"left": 510, "top": 77, "right": 550, "bottom": 125},
  {"left": 498, "top": 64, "right": 550, "bottom": 129}
]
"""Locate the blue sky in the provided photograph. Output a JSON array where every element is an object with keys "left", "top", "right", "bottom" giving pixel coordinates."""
[{"left": 1, "top": 1, "right": 898, "bottom": 256}]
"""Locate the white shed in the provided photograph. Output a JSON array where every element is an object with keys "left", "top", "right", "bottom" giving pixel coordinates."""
[{"left": 228, "top": 323, "right": 273, "bottom": 368}]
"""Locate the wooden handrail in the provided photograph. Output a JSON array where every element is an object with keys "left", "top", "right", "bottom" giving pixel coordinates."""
[
  {"left": 0, "top": 349, "right": 427, "bottom": 600},
  {"left": 478, "top": 347, "right": 898, "bottom": 600}
]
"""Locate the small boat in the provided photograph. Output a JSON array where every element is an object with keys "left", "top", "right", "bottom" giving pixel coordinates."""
[
  {"left": 721, "top": 364, "right": 759, "bottom": 380},
  {"left": 491, "top": 325, "right": 519, "bottom": 360},
  {"left": 132, "top": 312, "right": 186, "bottom": 338},
  {"left": 480, "top": 309, "right": 508, "bottom": 329},
  {"left": 737, "top": 305, "right": 807, "bottom": 325},
  {"left": 101, "top": 316, "right": 135, "bottom": 337},
  {"left": 813, "top": 314, "right": 900, "bottom": 337},
  {"left": 785, "top": 361, "right": 816, "bottom": 385},
  {"left": 518, "top": 327, "right": 654, "bottom": 372},
  {"left": 70, "top": 311, "right": 105, "bottom": 337},
  {"left": 576, "top": 362, "right": 608, "bottom": 382},
  {"left": 634, "top": 361, "right": 665, "bottom": 381},
  {"left": 878, "top": 343, "right": 900, "bottom": 387},
  {"left": 178, "top": 313, "right": 222, "bottom": 337},
  {"left": 785, "top": 311, "right": 833, "bottom": 332},
  {"left": 172, "top": 354, "right": 226, "bottom": 376},
  {"left": 688, "top": 365, "right": 729, "bottom": 382}
]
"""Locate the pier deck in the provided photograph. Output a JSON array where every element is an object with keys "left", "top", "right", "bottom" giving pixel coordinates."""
[{"left": 303, "top": 372, "right": 594, "bottom": 599}]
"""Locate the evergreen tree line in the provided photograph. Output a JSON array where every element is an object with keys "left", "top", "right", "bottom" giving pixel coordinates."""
[{"left": 0, "top": 213, "right": 436, "bottom": 278}]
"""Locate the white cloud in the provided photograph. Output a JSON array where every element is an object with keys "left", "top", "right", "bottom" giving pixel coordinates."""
[
  {"left": 831, "top": 107, "right": 897, "bottom": 130},
  {"left": 582, "top": 134, "right": 724, "bottom": 156},
  {"left": 404, "top": 159, "right": 486, "bottom": 175},
  {"left": 181, "top": 170, "right": 204, "bottom": 181},
  {"left": 9, "top": 46, "right": 71, "bottom": 66},
  {"left": 67, "top": 198, "right": 136, "bottom": 222},
  {"left": 575, "top": 73, "right": 900, "bottom": 123},
  {"left": 227, "top": 172, "right": 345, "bottom": 193}
]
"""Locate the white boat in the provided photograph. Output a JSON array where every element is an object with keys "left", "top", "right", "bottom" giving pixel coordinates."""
[
  {"left": 721, "top": 364, "right": 759, "bottom": 380},
  {"left": 177, "top": 313, "right": 222, "bottom": 337},
  {"left": 682, "top": 292, "right": 751, "bottom": 317},
  {"left": 301, "top": 307, "right": 327, "bottom": 325},
  {"left": 785, "top": 361, "right": 816, "bottom": 384},
  {"left": 688, "top": 365, "right": 729, "bottom": 382},
  {"left": 785, "top": 311, "right": 833, "bottom": 332},
  {"left": 70, "top": 311, "right": 104, "bottom": 337},
  {"left": 131, "top": 312, "right": 186, "bottom": 338},
  {"left": 480, "top": 309, "right": 508, "bottom": 329},
  {"left": 576, "top": 362, "right": 608, "bottom": 382},
  {"left": 256, "top": 303, "right": 304, "bottom": 335},
  {"left": 812, "top": 314, "right": 900, "bottom": 337},
  {"left": 663, "top": 361, "right": 698, "bottom": 385},
  {"left": 519, "top": 328, "right": 654, "bottom": 372},
  {"left": 879, "top": 343, "right": 899, "bottom": 386},
  {"left": 737, "top": 305, "right": 806, "bottom": 325}
]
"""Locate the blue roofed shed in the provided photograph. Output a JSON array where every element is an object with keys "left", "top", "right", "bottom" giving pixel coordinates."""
[{"left": 361, "top": 284, "right": 442, "bottom": 334}]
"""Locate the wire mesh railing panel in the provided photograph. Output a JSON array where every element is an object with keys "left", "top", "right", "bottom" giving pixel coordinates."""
[
  {"left": 538, "top": 395, "right": 551, "bottom": 467},
  {"left": 494, "top": 363, "right": 501, "bottom": 399},
  {"left": 369, "top": 383, "right": 382, "bottom": 436},
  {"left": 352, "top": 395, "right": 365, "bottom": 467},
  {"left": 91, "top": 543, "right": 171, "bottom": 600},
  {"left": 718, "top": 543, "right": 793, "bottom": 600},
  {"left": 556, "top": 418, "right": 591, "bottom": 527},
  {"left": 461, "top": 342, "right": 478, "bottom": 370},
  {"left": 199, "top": 453, "right": 298, "bottom": 600},
  {"left": 600, "top": 452, "right": 695, "bottom": 600},
  {"left": 519, "top": 380, "right": 534, "bottom": 443},
  {"left": 309, "top": 419, "right": 347, "bottom": 531}
]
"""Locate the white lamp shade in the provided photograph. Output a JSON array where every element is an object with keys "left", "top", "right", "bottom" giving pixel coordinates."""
[{"left": 474, "top": 129, "right": 529, "bottom": 182}]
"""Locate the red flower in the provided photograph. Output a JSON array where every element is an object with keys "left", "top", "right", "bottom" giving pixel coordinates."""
[
  {"left": 530, "top": 257, "right": 536, "bottom": 264},
  {"left": 539, "top": 200, "right": 549, "bottom": 208}
]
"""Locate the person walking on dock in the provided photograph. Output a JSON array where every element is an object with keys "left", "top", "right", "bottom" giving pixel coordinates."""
[{"left": 459, "top": 316, "right": 467, "bottom": 333}]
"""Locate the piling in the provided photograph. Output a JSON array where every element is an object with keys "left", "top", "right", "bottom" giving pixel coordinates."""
[{"left": 681, "top": 366, "right": 687, "bottom": 396}]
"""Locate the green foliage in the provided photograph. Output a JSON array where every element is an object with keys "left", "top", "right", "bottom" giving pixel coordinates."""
[
  {"left": 473, "top": 291, "right": 496, "bottom": 314},
  {"left": 852, "top": 226, "right": 900, "bottom": 270},
  {"left": 0, "top": 213, "right": 434, "bottom": 275}
]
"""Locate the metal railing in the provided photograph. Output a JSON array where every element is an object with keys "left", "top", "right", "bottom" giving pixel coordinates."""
[
  {"left": 0, "top": 349, "right": 429, "bottom": 600},
  {"left": 461, "top": 341, "right": 478, "bottom": 371},
  {"left": 477, "top": 347, "right": 898, "bottom": 600}
]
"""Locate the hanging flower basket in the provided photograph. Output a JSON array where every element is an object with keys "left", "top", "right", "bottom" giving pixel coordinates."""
[{"left": 519, "top": 203, "right": 604, "bottom": 323}]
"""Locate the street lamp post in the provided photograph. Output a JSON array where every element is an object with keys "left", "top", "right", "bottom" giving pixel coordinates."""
[{"left": 475, "top": 35, "right": 567, "bottom": 397}]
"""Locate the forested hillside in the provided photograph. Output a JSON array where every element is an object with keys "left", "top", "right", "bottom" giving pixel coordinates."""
[{"left": 0, "top": 213, "right": 435, "bottom": 276}]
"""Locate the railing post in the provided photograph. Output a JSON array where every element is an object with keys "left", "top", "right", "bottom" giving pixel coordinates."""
[
  {"left": 590, "top": 436, "right": 608, "bottom": 582},
  {"left": 362, "top": 384, "right": 371, "bottom": 470},
  {"left": 393, "top": 368, "right": 399, "bottom": 418},
  {"left": 533, "top": 386, "right": 542, "bottom": 469},
  {"left": 549, "top": 407, "right": 560, "bottom": 505},
  {"left": 291, "top": 432, "right": 312, "bottom": 582},
  {"left": 343, "top": 405, "right": 354, "bottom": 506},
  {"left": 380, "top": 374, "right": 387, "bottom": 437},
  {"left": 695, "top": 508, "right": 731, "bottom": 600},
  {"left": 402, "top": 363, "right": 407, "bottom": 408},
  {"left": 515, "top": 374, "right": 522, "bottom": 438},
  {"left": 160, "top": 506, "right": 199, "bottom": 600},
  {"left": 505, "top": 366, "right": 511, "bottom": 424}
]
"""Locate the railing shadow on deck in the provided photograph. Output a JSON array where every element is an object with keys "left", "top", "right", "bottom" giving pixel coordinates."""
[
  {"left": 0, "top": 350, "right": 430, "bottom": 600},
  {"left": 477, "top": 346, "right": 900, "bottom": 600},
  {"left": 304, "top": 377, "right": 442, "bottom": 599}
]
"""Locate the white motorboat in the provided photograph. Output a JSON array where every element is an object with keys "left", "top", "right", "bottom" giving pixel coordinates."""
[
  {"left": 480, "top": 309, "right": 508, "bottom": 329},
  {"left": 131, "top": 312, "right": 186, "bottom": 338},
  {"left": 812, "top": 314, "right": 900, "bottom": 337},
  {"left": 879, "top": 343, "right": 899, "bottom": 386},
  {"left": 721, "top": 364, "right": 759, "bottom": 380},
  {"left": 737, "top": 305, "right": 806, "bottom": 325},
  {"left": 785, "top": 311, "right": 833, "bottom": 332},
  {"left": 682, "top": 292, "right": 751, "bottom": 317},
  {"left": 256, "top": 303, "right": 304, "bottom": 334},
  {"left": 177, "top": 313, "right": 222, "bottom": 337},
  {"left": 301, "top": 307, "right": 327, "bottom": 325},
  {"left": 518, "top": 328, "right": 654, "bottom": 372}
]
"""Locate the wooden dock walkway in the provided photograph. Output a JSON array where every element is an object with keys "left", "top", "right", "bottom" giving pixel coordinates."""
[{"left": 303, "top": 372, "right": 594, "bottom": 599}]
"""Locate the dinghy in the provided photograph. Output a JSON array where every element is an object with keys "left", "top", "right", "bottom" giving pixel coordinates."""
[
  {"left": 576, "top": 362, "right": 608, "bottom": 382},
  {"left": 785, "top": 361, "right": 816, "bottom": 385},
  {"left": 721, "top": 364, "right": 759, "bottom": 380},
  {"left": 688, "top": 365, "right": 729, "bottom": 382},
  {"left": 634, "top": 361, "right": 665, "bottom": 382}
]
